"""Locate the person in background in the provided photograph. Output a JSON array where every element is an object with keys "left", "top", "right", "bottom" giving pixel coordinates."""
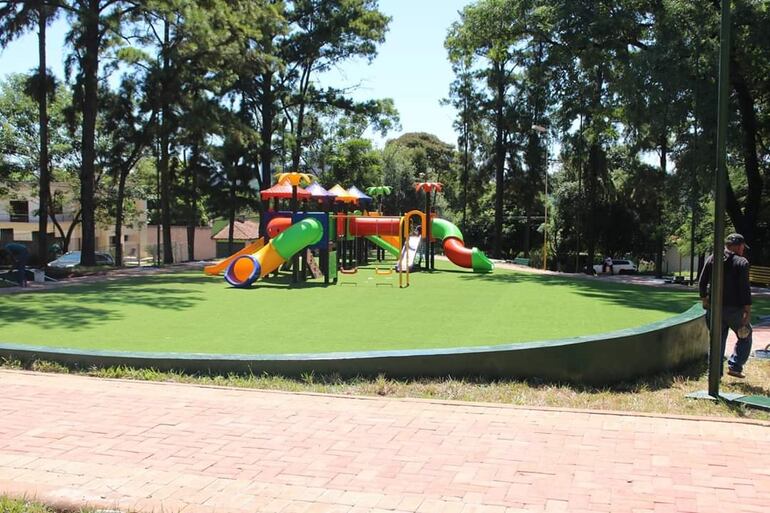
[
  {"left": 4, "top": 242, "right": 29, "bottom": 287},
  {"left": 698, "top": 233, "right": 753, "bottom": 378},
  {"left": 603, "top": 255, "right": 613, "bottom": 274}
]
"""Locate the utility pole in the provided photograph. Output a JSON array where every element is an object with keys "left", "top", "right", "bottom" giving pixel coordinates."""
[{"left": 708, "top": 0, "right": 732, "bottom": 398}]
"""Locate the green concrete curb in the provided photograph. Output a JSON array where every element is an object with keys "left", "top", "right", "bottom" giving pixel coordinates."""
[{"left": 0, "top": 305, "right": 708, "bottom": 385}]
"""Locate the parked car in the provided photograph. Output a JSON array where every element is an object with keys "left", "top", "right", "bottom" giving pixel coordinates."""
[
  {"left": 48, "top": 251, "right": 115, "bottom": 268},
  {"left": 593, "top": 259, "right": 637, "bottom": 275}
]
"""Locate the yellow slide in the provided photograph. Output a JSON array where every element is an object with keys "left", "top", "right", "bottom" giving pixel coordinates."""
[{"left": 203, "top": 239, "right": 266, "bottom": 276}]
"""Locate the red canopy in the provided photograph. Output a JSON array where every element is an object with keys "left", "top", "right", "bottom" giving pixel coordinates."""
[
  {"left": 260, "top": 180, "right": 312, "bottom": 200},
  {"left": 414, "top": 181, "right": 443, "bottom": 193}
]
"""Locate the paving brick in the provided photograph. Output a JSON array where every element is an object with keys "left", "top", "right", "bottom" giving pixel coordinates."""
[{"left": 1, "top": 370, "right": 769, "bottom": 513}]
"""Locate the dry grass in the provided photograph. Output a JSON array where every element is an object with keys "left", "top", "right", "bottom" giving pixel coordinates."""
[{"left": 4, "top": 357, "right": 769, "bottom": 421}]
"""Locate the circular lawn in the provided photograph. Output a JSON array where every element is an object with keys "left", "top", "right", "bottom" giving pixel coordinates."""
[{"left": 0, "top": 262, "right": 703, "bottom": 356}]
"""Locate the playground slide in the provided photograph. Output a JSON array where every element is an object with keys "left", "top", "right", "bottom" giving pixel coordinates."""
[
  {"left": 204, "top": 239, "right": 266, "bottom": 276},
  {"left": 380, "top": 235, "right": 401, "bottom": 249},
  {"left": 431, "top": 218, "right": 494, "bottom": 272},
  {"left": 365, "top": 235, "right": 400, "bottom": 257},
  {"left": 224, "top": 218, "right": 323, "bottom": 287},
  {"left": 396, "top": 235, "right": 422, "bottom": 272}
]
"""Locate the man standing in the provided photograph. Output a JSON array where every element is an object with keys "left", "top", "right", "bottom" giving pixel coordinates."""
[
  {"left": 603, "top": 255, "right": 614, "bottom": 274},
  {"left": 698, "top": 233, "right": 753, "bottom": 378},
  {"left": 4, "top": 242, "right": 29, "bottom": 288}
]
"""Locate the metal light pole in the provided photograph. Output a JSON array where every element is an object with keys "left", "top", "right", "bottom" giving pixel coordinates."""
[
  {"left": 156, "top": 145, "right": 161, "bottom": 268},
  {"left": 707, "top": 0, "right": 732, "bottom": 398},
  {"left": 543, "top": 169, "right": 548, "bottom": 271},
  {"left": 532, "top": 124, "right": 548, "bottom": 270}
]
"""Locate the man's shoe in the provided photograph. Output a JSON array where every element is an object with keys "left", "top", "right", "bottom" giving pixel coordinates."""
[{"left": 727, "top": 368, "right": 746, "bottom": 379}]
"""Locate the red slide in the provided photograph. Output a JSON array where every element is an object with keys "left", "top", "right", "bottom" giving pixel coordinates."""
[{"left": 442, "top": 237, "right": 473, "bottom": 268}]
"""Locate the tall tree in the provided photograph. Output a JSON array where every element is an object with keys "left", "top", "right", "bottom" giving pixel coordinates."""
[
  {"left": 100, "top": 80, "right": 154, "bottom": 266},
  {"left": 444, "top": 64, "right": 485, "bottom": 231},
  {"left": 61, "top": 0, "right": 139, "bottom": 265},
  {"left": 281, "top": 0, "right": 390, "bottom": 171},
  {"left": 446, "top": 0, "right": 527, "bottom": 258},
  {"left": 0, "top": 0, "right": 59, "bottom": 264},
  {"left": 0, "top": 74, "right": 83, "bottom": 253}
]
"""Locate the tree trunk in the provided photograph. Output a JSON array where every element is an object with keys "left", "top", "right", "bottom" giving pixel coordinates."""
[
  {"left": 586, "top": 142, "right": 599, "bottom": 272},
  {"left": 50, "top": 207, "right": 81, "bottom": 254},
  {"left": 728, "top": 62, "right": 763, "bottom": 255},
  {"left": 291, "top": 65, "right": 313, "bottom": 172},
  {"left": 78, "top": 0, "right": 100, "bottom": 266},
  {"left": 186, "top": 144, "right": 199, "bottom": 261},
  {"left": 260, "top": 68, "right": 274, "bottom": 189},
  {"left": 585, "top": 67, "right": 604, "bottom": 273},
  {"left": 158, "top": 18, "right": 174, "bottom": 264},
  {"left": 462, "top": 100, "right": 469, "bottom": 232},
  {"left": 114, "top": 170, "right": 128, "bottom": 266},
  {"left": 655, "top": 135, "right": 667, "bottom": 278},
  {"left": 228, "top": 186, "right": 236, "bottom": 256},
  {"left": 37, "top": 5, "right": 50, "bottom": 267},
  {"left": 291, "top": 100, "right": 305, "bottom": 172},
  {"left": 493, "top": 63, "right": 505, "bottom": 258},
  {"left": 65, "top": 212, "right": 80, "bottom": 253},
  {"left": 523, "top": 213, "right": 531, "bottom": 256}
]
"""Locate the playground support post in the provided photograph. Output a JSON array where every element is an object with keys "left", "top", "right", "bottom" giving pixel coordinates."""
[
  {"left": 424, "top": 189, "right": 432, "bottom": 271},
  {"left": 291, "top": 185, "right": 298, "bottom": 283},
  {"left": 708, "top": 0, "right": 731, "bottom": 398}
]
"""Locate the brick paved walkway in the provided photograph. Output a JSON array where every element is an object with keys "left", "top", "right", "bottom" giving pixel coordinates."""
[{"left": 1, "top": 371, "right": 769, "bottom": 513}]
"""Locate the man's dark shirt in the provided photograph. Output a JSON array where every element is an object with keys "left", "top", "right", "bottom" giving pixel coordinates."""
[
  {"left": 699, "top": 249, "right": 752, "bottom": 307},
  {"left": 4, "top": 242, "right": 29, "bottom": 261}
]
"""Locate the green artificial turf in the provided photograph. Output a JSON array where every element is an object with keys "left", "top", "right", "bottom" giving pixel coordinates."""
[{"left": 2, "top": 261, "right": 763, "bottom": 355}]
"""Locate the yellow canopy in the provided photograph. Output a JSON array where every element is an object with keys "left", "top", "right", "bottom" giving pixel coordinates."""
[{"left": 329, "top": 184, "right": 359, "bottom": 203}]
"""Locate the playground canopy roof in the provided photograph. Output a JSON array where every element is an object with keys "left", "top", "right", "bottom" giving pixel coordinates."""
[
  {"left": 366, "top": 185, "right": 392, "bottom": 197},
  {"left": 415, "top": 181, "right": 443, "bottom": 193},
  {"left": 328, "top": 184, "right": 359, "bottom": 203},
  {"left": 305, "top": 182, "right": 334, "bottom": 198},
  {"left": 260, "top": 180, "right": 312, "bottom": 200},
  {"left": 347, "top": 185, "right": 372, "bottom": 202}
]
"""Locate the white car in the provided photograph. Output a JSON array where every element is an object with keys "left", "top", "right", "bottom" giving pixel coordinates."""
[
  {"left": 49, "top": 251, "right": 115, "bottom": 268},
  {"left": 593, "top": 259, "right": 637, "bottom": 275}
]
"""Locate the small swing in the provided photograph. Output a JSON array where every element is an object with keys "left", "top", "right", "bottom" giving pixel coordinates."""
[
  {"left": 370, "top": 215, "right": 394, "bottom": 285},
  {"left": 338, "top": 224, "right": 358, "bottom": 284},
  {"left": 338, "top": 265, "right": 358, "bottom": 285}
]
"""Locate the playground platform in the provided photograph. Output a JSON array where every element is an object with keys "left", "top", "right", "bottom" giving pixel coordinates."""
[{"left": 1, "top": 370, "right": 768, "bottom": 513}]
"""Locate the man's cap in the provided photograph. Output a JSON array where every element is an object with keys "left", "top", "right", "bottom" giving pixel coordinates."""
[{"left": 725, "top": 233, "right": 749, "bottom": 248}]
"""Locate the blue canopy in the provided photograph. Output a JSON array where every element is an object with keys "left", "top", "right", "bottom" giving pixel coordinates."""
[{"left": 347, "top": 185, "right": 372, "bottom": 203}]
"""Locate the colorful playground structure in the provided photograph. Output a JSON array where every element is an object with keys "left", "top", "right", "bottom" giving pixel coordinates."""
[{"left": 204, "top": 175, "right": 493, "bottom": 288}]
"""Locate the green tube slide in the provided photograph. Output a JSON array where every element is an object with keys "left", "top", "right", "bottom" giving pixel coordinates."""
[
  {"left": 271, "top": 218, "right": 324, "bottom": 261},
  {"left": 365, "top": 235, "right": 400, "bottom": 257},
  {"left": 470, "top": 247, "right": 495, "bottom": 272},
  {"left": 430, "top": 218, "right": 464, "bottom": 242}
]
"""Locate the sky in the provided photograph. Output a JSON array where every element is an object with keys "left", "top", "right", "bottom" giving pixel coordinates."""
[{"left": 0, "top": 0, "right": 473, "bottom": 148}]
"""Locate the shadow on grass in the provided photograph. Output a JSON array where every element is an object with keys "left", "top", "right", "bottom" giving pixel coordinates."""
[
  {"left": 729, "top": 381, "right": 770, "bottom": 397},
  {"left": 12, "top": 357, "right": 708, "bottom": 395},
  {"left": 0, "top": 273, "right": 207, "bottom": 331},
  {"left": 461, "top": 271, "right": 696, "bottom": 314},
  {"left": 246, "top": 272, "right": 331, "bottom": 290}
]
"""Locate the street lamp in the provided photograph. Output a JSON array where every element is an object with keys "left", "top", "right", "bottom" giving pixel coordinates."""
[{"left": 532, "top": 124, "right": 548, "bottom": 270}]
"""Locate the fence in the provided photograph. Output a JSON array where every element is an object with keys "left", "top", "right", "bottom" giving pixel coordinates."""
[{"left": 103, "top": 242, "right": 186, "bottom": 266}]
